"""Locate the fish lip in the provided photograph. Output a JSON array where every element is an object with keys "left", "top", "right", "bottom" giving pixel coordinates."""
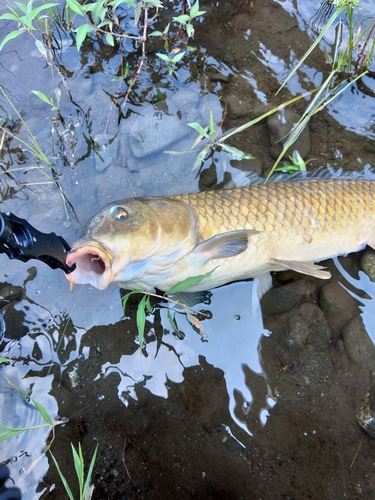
[{"left": 65, "top": 243, "right": 114, "bottom": 290}]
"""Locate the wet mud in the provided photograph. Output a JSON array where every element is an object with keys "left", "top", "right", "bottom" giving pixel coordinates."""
[{"left": 43, "top": 254, "right": 375, "bottom": 499}]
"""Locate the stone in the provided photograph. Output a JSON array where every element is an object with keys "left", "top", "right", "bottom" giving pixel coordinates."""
[
  {"left": 319, "top": 280, "right": 359, "bottom": 333},
  {"left": 261, "top": 280, "right": 316, "bottom": 317},
  {"left": 360, "top": 248, "right": 375, "bottom": 282},
  {"left": 343, "top": 314, "right": 375, "bottom": 371},
  {"left": 283, "top": 303, "right": 331, "bottom": 353}
]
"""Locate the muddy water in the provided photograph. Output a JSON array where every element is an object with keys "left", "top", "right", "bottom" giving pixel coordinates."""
[{"left": 1, "top": 1, "right": 375, "bottom": 499}]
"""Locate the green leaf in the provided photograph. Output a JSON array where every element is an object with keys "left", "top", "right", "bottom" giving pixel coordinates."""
[
  {"left": 156, "top": 52, "right": 171, "bottom": 62},
  {"left": 145, "top": 296, "right": 152, "bottom": 313},
  {"left": 209, "top": 110, "right": 215, "bottom": 135},
  {"left": 144, "top": 0, "right": 163, "bottom": 7},
  {"left": 106, "top": 33, "right": 114, "bottom": 46},
  {"left": 75, "top": 24, "right": 96, "bottom": 51},
  {"left": 25, "top": 3, "right": 59, "bottom": 21},
  {"left": 173, "top": 14, "right": 190, "bottom": 23},
  {"left": 166, "top": 267, "right": 219, "bottom": 294},
  {"left": 50, "top": 451, "right": 75, "bottom": 500},
  {"left": 15, "top": 1, "right": 27, "bottom": 14},
  {"left": 186, "top": 23, "right": 194, "bottom": 37},
  {"left": 0, "top": 29, "right": 24, "bottom": 51},
  {"left": 187, "top": 121, "right": 209, "bottom": 139},
  {"left": 83, "top": 443, "right": 98, "bottom": 495},
  {"left": 0, "top": 13, "right": 21, "bottom": 21},
  {"left": 122, "top": 289, "right": 144, "bottom": 314},
  {"left": 31, "top": 90, "right": 54, "bottom": 106},
  {"left": 32, "top": 399, "right": 53, "bottom": 425},
  {"left": 92, "top": 0, "right": 106, "bottom": 23},
  {"left": 0, "top": 356, "right": 11, "bottom": 363},
  {"left": 0, "top": 428, "right": 26, "bottom": 441},
  {"left": 71, "top": 443, "right": 84, "bottom": 493},
  {"left": 190, "top": 1, "right": 206, "bottom": 19},
  {"left": 219, "top": 143, "right": 254, "bottom": 160},
  {"left": 149, "top": 30, "right": 163, "bottom": 36},
  {"left": 19, "top": 14, "right": 35, "bottom": 30},
  {"left": 192, "top": 144, "right": 210, "bottom": 170},
  {"left": 66, "top": 0, "right": 85, "bottom": 16},
  {"left": 136, "top": 296, "right": 147, "bottom": 349},
  {"left": 171, "top": 51, "right": 184, "bottom": 64}
]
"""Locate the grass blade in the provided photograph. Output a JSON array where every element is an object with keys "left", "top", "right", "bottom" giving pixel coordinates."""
[
  {"left": 83, "top": 444, "right": 99, "bottom": 496},
  {"left": 136, "top": 296, "right": 147, "bottom": 349},
  {"left": 50, "top": 451, "right": 75, "bottom": 500},
  {"left": 166, "top": 267, "right": 218, "bottom": 294}
]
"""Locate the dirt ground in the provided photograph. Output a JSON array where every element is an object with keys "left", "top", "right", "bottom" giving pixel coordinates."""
[{"left": 44, "top": 255, "right": 375, "bottom": 500}]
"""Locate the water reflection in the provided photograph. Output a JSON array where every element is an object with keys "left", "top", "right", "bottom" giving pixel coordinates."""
[
  {"left": 99, "top": 281, "right": 272, "bottom": 440},
  {"left": 334, "top": 256, "right": 375, "bottom": 345}
]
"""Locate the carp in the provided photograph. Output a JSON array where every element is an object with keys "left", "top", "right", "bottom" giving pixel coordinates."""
[{"left": 65, "top": 176, "right": 375, "bottom": 296}]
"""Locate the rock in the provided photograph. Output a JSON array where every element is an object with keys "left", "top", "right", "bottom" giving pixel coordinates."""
[
  {"left": 267, "top": 109, "right": 311, "bottom": 160},
  {"left": 283, "top": 303, "right": 331, "bottom": 353},
  {"left": 360, "top": 248, "right": 375, "bottom": 282},
  {"left": 261, "top": 280, "right": 316, "bottom": 317},
  {"left": 343, "top": 314, "right": 375, "bottom": 371},
  {"left": 319, "top": 281, "right": 359, "bottom": 333}
]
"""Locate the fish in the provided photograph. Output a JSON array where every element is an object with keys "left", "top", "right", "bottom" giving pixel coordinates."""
[{"left": 65, "top": 175, "right": 375, "bottom": 297}]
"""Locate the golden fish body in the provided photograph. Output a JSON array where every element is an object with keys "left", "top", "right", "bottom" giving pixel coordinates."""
[{"left": 65, "top": 179, "right": 375, "bottom": 293}]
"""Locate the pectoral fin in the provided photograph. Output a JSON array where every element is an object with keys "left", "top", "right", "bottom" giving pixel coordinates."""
[
  {"left": 270, "top": 258, "right": 331, "bottom": 279},
  {"left": 192, "top": 229, "right": 260, "bottom": 260}
]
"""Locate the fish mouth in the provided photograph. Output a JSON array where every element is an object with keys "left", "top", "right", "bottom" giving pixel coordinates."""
[{"left": 65, "top": 243, "right": 114, "bottom": 290}]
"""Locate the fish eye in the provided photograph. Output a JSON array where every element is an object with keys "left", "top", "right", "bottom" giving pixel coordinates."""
[{"left": 110, "top": 206, "right": 128, "bottom": 221}]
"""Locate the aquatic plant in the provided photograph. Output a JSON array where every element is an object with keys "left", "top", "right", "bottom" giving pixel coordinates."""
[
  {"left": 185, "top": 0, "right": 374, "bottom": 178},
  {"left": 122, "top": 270, "right": 216, "bottom": 350},
  {"left": 50, "top": 442, "right": 99, "bottom": 500},
  {"left": 0, "top": 0, "right": 207, "bottom": 107},
  {"left": 0, "top": 380, "right": 98, "bottom": 498},
  {"left": 274, "top": 151, "right": 317, "bottom": 174},
  {"left": 0, "top": 381, "right": 65, "bottom": 442},
  {"left": 0, "top": 88, "right": 71, "bottom": 225}
]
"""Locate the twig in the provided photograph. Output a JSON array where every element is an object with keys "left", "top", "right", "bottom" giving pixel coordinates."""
[
  {"left": 350, "top": 439, "right": 362, "bottom": 469},
  {"left": 120, "top": 6, "right": 150, "bottom": 114}
]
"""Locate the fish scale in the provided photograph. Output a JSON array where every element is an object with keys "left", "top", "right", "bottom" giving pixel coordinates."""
[{"left": 172, "top": 179, "right": 375, "bottom": 249}]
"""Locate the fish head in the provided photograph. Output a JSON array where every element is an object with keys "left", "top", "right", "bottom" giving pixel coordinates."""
[{"left": 65, "top": 197, "right": 196, "bottom": 290}]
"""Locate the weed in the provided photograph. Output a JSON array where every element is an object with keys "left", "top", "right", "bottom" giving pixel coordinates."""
[
  {"left": 0, "top": 381, "right": 66, "bottom": 442},
  {"left": 274, "top": 151, "right": 317, "bottom": 174},
  {"left": 122, "top": 269, "right": 217, "bottom": 350},
  {"left": 50, "top": 442, "right": 99, "bottom": 500}
]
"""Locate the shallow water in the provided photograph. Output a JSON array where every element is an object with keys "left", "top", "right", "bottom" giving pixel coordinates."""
[{"left": 1, "top": 1, "right": 375, "bottom": 498}]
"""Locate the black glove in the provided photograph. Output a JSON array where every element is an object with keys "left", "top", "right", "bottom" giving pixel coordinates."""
[{"left": 0, "top": 466, "right": 21, "bottom": 500}]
